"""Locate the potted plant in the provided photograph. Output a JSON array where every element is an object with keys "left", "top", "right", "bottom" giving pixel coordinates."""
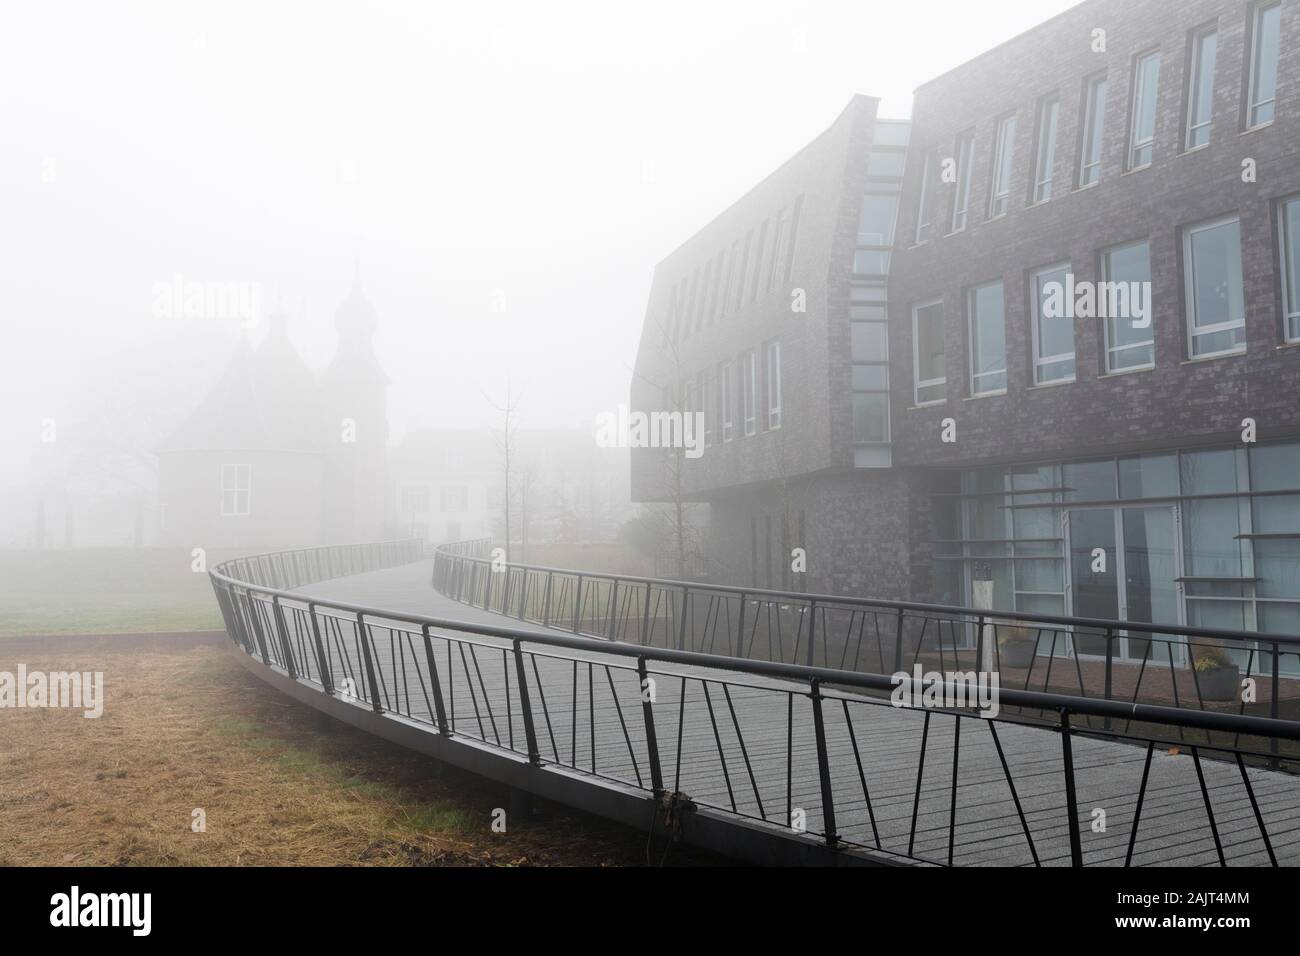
[
  {"left": 996, "top": 623, "right": 1037, "bottom": 669},
  {"left": 1194, "top": 644, "right": 1241, "bottom": 702}
]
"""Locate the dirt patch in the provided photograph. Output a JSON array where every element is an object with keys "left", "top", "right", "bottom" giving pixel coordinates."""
[{"left": 0, "top": 640, "right": 726, "bottom": 866}]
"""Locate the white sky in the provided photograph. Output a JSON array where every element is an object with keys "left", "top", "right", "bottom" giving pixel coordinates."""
[{"left": 0, "top": 0, "right": 1079, "bottom": 443}]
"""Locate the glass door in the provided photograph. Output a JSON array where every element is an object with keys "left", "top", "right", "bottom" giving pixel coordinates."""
[{"left": 1066, "top": 506, "right": 1184, "bottom": 663}]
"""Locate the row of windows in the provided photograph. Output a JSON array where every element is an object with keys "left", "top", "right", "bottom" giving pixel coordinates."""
[
  {"left": 664, "top": 197, "right": 805, "bottom": 345},
  {"left": 675, "top": 339, "right": 782, "bottom": 447},
  {"left": 915, "top": 1, "right": 1285, "bottom": 242},
  {"left": 909, "top": 196, "right": 1300, "bottom": 404},
  {"left": 932, "top": 441, "right": 1300, "bottom": 671}
]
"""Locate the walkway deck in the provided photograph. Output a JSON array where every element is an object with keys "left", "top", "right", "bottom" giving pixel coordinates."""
[{"left": 286, "top": 560, "right": 1300, "bottom": 866}]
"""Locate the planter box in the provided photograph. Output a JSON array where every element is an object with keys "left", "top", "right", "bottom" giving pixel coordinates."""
[{"left": 1197, "top": 664, "right": 1241, "bottom": 702}]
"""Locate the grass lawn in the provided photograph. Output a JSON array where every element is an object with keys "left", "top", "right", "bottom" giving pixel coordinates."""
[
  {"left": 0, "top": 548, "right": 238, "bottom": 637},
  {"left": 0, "top": 635, "right": 725, "bottom": 866}
]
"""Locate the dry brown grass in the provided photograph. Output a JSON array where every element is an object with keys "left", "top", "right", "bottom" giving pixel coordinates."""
[{"left": 0, "top": 637, "right": 722, "bottom": 866}]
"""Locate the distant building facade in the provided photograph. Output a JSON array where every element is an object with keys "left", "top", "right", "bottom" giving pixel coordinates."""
[
  {"left": 632, "top": 0, "right": 1300, "bottom": 664},
  {"left": 157, "top": 276, "right": 390, "bottom": 550}
]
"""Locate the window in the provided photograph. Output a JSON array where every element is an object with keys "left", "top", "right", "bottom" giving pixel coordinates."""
[
  {"left": 1281, "top": 197, "right": 1300, "bottom": 342},
  {"left": 684, "top": 269, "right": 699, "bottom": 338},
  {"left": 721, "top": 361, "right": 735, "bottom": 442},
  {"left": 1247, "top": 2, "right": 1281, "bottom": 128},
  {"left": 854, "top": 193, "right": 898, "bottom": 275},
  {"left": 1184, "top": 216, "right": 1245, "bottom": 358},
  {"left": 1129, "top": 51, "right": 1161, "bottom": 169},
  {"left": 764, "top": 339, "right": 782, "bottom": 429},
  {"left": 1102, "top": 239, "right": 1155, "bottom": 371},
  {"left": 867, "top": 151, "right": 907, "bottom": 178},
  {"left": 697, "top": 369, "right": 712, "bottom": 446},
  {"left": 696, "top": 260, "right": 711, "bottom": 332},
  {"left": 400, "top": 485, "right": 430, "bottom": 513},
  {"left": 750, "top": 221, "right": 768, "bottom": 302},
  {"left": 1186, "top": 27, "right": 1218, "bottom": 149},
  {"left": 1031, "top": 263, "right": 1076, "bottom": 384},
  {"left": 440, "top": 485, "right": 469, "bottom": 513},
  {"left": 988, "top": 114, "right": 1017, "bottom": 218},
  {"left": 912, "top": 299, "right": 946, "bottom": 405},
  {"left": 709, "top": 252, "right": 724, "bottom": 321},
  {"left": 722, "top": 241, "right": 738, "bottom": 317},
  {"left": 915, "top": 150, "right": 933, "bottom": 243},
  {"left": 851, "top": 285, "right": 890, "bottom": 445},
  {"left": 741, "top": 349, "right": 757, "bottom": 436},
  {"left": 950, "top": 131, "right": 975, "bottom": 232},
  {"left": 783, "top": 194, "right": 804, "bottom": 284},
  {"left": 735, "top": 232, "right": 752, "bottom": 313},
  {"left": 1079, "top": 74, "right": 1108, "bottom": 186},
  {"left": 768, "top": 207, "right": 788, "bottom": 293},
  {"left": 1033, "top": 96, "right": 1059, "bottom": 203},
  {"left": 220, "top": 464, "right": 251, "bottom": 516},
  {"left": 968, "top": 281, "right": 1007, "bottom": 395}
]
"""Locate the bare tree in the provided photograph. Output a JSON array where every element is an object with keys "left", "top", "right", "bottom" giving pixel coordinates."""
[{"left": 484, "top": 381, "right": 521, "bottom": 562}]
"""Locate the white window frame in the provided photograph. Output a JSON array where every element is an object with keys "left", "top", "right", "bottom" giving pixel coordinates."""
[
  {"left": 1183, "top": 214, "right": 1246, "bottom": 359},
  {"left": 1185, "top": 27, "right": 1217, "bottom": 150},
  {"left": 764, "top": 340, "right": 782, "bottom": 429},
  {"left": 1030, "top": 262, "right": 1077, "bottom": 385},
  {"left": 220, "top": 464, "right": 251, "bottom": 517},
  {"left": 721, "top": 361, "right": 735, "bottom": 442},
  {"left": 1079, "top": 75, "right": 1108, "bottom": 187},
  {"left": 988, "top": 114, "right": 1016, "bottom": 218},
  {"left": 1033, "top": 96, "right": 1059, "bottom": 203},
  {"left": 914, "top": 150, "right": 932, "bottom": 243},
  {"left": 741, "top": 349, "right": 758, "bottom": 437},
  {"left": 1101, "top": 239, "right": 1156, "bottom": 372},
  {"left": 967, "top": 282, "right": 1007, "bottom": 396},
  {"left": 1278, "top": 196, "right": 1300, "bottom": 343},
  {"left": 1128, "top": 50, "right": 1161, "bottom": 170},
  {"left": 1247, "top": 1, "right": 1282, "bottom": 129},
  {"left": 951, "top": 131, "right": 975, "bottom": 233},
  {"left": 912, "top": 298, "right": 947, "bottom": 406}
]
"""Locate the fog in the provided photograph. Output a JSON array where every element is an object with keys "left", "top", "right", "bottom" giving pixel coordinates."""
[{"left": 0, "top": 0, "right": 1074, "bottom": 548}]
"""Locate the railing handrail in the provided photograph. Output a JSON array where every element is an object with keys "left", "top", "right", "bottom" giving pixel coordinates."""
[
  {"left": 210, "top": 544, "right": 1300, "bottom": 742},
  {"left": 430, "top": 543, "right": 1300, "bottom": 649}
]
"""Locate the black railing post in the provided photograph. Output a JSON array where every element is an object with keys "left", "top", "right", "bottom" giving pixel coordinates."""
[
  {"left": 806, "top": 600, "right": 817, "bottom": 667},
  {"left": 894, "top": 608, "right": 906, "bottom": 672},
  {"left": 641, "top": 583, "right": 652, "bottom": 646},
  {"left": 356, "top": 612, "right": 383, "bottom": 714},
  {"left": 607, "top": 578, "right": 619, "bottom": 639},
  {"left": 420, "top": 623, "right": 449, "bottom": 733},
  {"left": 736, "top": 592, "right": 747, "bottom": 658},
  {"left": 573, "top": 574, "right": 584, "bottom": 633},
  {"left": 512, "top": 638, "right": 541, "bottom": 764},
  {"left": 247, "top": 591, "right": 272, "bottom": 664},
  {"left": 1060, "top": 708, "right": 1084, "bottom": 867},
  {"left": 677, "top": 586, "right": 689, "bottom": 651},
  {"left": 637, "top": 656, "right": 664, "bottom": 796},
  {"left": 518, "top": 569, "right": 529, "bottom": 622},
  {"left": 542, "top": 571, "right": 553, "bottom": 627},
  {"left": 810, "top": 679, "right": 838, "bottom": 847},
  {"left": 1271, "top": 640, "right": 1281, "bottom": 768},
  {"left": 1103, "top": 627, "right": 1115, "bottom": 731},
  {"left": 271, "top": 595, "right": 297, "bottom": 679},
  {"left": 307, "top": 602, "right": 332, "bottom": 694}
]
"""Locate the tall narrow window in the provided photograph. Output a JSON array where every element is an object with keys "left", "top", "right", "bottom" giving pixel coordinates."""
[
  {"left": 1248, "top": 2, "right": 1282, "bottom": 128},
  {"left": 768, "top": 207, "right": 788, "bottom": 292},
  {"left": 1186, "top": 27, "right": 1218, "bottom": 149},
  {"left": 735, "top": 232, "right": 752, "bottom": 313},
  {"left": 1102, "top": 239, "right": 1155, "bottom": 371},
  {"left": 950, "top": 131, "right": 975, "bottom": 232},
  {"left": 764, "top": 339, "right": 782, "bottom": 429},
  {"left": 988, "top": 114, "right": 1017, "bottom": 218},
  {"left": 912, "top": 299, "right": 946, "bottom": 404},
  {"left": 684, "top": 269, "right": 699, "bottom": 338},
  {"left": 968, "top": 281, "right": 1006, "bottom": 395},
  {"left": 741, "top": 349, "right": 757, "bottom": 436},
  {"left": 783, "top": 194, "right": 804, "bottom": 284},
  {"left": 1281, "top": 198, "right": 1300, "bottom": 342},
  {"left": 1184, "top": 216, "right": 1245, "bottom": 358},
  {"left": 721, "top": 361, "right": 735, "bottom": 442},
  {"left": 1079, "top": 74, "right": 1108, "bottom": 186},
  {"left": 854, "top": 193, "right": 898, "bottom": 275},
  {"left": 1129, "top": 51, "right": 1161, "bottom": 169},
  {"left": 696, "top": 259, "right": 711, "bottom": 332},
  {"left": 722, "top": 241, "right": 738, "bottom": 317},
  {"left": 750, "top": 221, "right": 768, "bottom": 302},
  {"left": 915, "top": 150, "right": 933, "bottom": 243},
  {"left": 1033, "top": 96, "right": 1059, "bottom": 203},
  {"left": 220, "top": 464, "right": 251, "bottom": 516},
  {"left": 851, "top": 284, "right": 890, "bottom": 445},
  {"left": 1030, "top": 263, "right": 1076, "bottom": 384}
]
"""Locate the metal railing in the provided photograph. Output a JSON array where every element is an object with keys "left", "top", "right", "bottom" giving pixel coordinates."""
[
  {"left": 431, "top": 543, "right": 1300, "bottom": 730},
  {"left": 206, "top": 539, "right": 1300, "bottom": 866}
]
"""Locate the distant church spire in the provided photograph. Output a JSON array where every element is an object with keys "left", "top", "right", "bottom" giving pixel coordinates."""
[{"left": 326, "top": 262, "right": 387, "bottom": 385}]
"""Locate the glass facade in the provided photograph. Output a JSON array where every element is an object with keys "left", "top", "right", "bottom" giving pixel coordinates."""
[{"left": 932, "top": 440, "right": 1300, "bottom": 672}]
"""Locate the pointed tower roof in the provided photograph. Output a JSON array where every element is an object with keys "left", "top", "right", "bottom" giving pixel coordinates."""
[{"left": 323, "top": 265, "right": 388, "bottom": 386}]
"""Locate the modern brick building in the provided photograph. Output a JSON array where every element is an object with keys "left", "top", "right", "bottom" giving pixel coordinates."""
[{"left": 631, "top": 0, "right": 1300, "bottom": 670}]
